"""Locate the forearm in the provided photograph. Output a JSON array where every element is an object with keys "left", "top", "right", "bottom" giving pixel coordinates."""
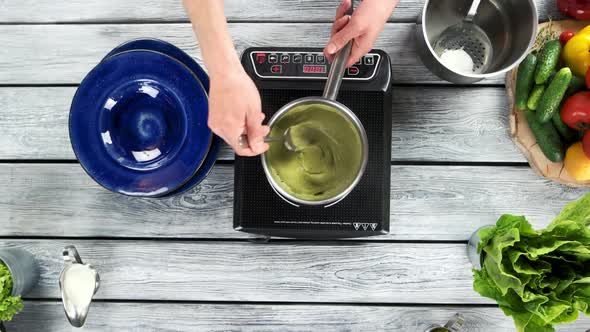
[{"left": 183, "top": 0, "right": 242, "bottom": 78}]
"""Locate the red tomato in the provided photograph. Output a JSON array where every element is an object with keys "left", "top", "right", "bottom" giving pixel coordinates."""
[
  {"left": 584, "top": 131, "right": 590, "bottom": 159},
  {"left": 561, "top": 92, "right": 590, "bottom": 130},
  {"left": 560, "top": 31, "right": 575, "bottom": 46}
]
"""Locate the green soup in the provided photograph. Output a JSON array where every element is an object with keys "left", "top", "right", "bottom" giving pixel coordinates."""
[{"left": 265, "top": 103, "right": 363, "bottom": 202}]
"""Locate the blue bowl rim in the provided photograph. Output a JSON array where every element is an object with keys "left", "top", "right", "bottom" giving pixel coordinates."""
[{"left": 101, "top": 37, "right": 210, "bottom": 93}]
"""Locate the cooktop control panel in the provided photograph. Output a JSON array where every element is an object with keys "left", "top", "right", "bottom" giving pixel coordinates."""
[{"left": 249, "top": 49, "right": 381, "bottom": 80}]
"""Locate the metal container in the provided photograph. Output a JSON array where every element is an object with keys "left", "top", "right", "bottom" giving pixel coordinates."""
[
  {"left": 59, "top": 245, "right": 100, "bottom": 328},
  {"left": 424, "top": 313, "right": 465, "bottom": 332},
  {"left": 0, "top": 248, "right": 39, "bottom": 297},
  {"left": 466, "top": 225, "right": 494, "bottom": 270},
  {"left": 416, "top": 0, "right": 538, "bottom": 84},
  {"left": 261, "top": 3, "right": 368, "bottom": 207}
]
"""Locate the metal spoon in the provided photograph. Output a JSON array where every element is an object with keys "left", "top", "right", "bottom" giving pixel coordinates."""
[{"left": 238, "top": 127, "right": 297, "bottom": 151}]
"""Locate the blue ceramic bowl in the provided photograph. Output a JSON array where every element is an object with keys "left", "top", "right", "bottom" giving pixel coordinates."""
[
  {"left": 70, "top": 49, "right": 211, "bottom": 197},
  {"left": 103, "top": 38, "right": 220, "bottom": 196}
]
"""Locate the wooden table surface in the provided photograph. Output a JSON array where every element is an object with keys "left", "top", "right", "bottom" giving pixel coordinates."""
[{"left": 2, "top": 0, "right": 590, "bottom": 331}]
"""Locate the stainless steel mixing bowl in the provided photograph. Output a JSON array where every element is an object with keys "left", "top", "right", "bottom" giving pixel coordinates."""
[{"left": 416, "top": 0, "right": 538, "bottom": 84}]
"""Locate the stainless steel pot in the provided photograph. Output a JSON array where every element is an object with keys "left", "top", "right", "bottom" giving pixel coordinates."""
[
  {"left": 261, "top": 4, "right": 368, "bottom": 207},
  {"left": 416, "top": 0, "right": 538, "bottom": 84}
]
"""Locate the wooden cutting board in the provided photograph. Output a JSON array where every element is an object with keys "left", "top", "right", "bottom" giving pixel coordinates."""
[{"left": 506, "top": 20, "right": 590, "bottom": 187}]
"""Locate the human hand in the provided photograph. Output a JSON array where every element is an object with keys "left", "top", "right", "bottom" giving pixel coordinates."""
[
  {"left": 207, "top": 69, "right": 269, "bottom": 156},
  {"left": 324, "top": 0, "right": 397, "bottom": 67}
]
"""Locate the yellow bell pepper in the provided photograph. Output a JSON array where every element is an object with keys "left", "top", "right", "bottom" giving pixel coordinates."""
[
  {"left": 563, "top": 27, "right": 590, "bottom": 78},
  {"left": 580, "top": 25, "right": 590, "bottom": 35},
  {"left": 565, "top": 142, "right": 590, "bottom": 181}
]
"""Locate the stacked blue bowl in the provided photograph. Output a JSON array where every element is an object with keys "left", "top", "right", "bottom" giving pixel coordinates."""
[{"left": 69, "top": 39, "right": 220, "bottom": 197}]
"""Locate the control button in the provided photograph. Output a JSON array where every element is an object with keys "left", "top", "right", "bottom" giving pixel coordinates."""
[
  {"left": 280, "top": 54, "right": 290, "bottom": 63},
  {"left": 271, "top": 65, "right": 283, "bottom": 74},
  {"left": 364, "top": 55, "right": 375, "bottom": 65},
  {"left": 316, "top": 55, "right": 325, "bottom": 63},
  {"left": 347, "top": 66, "right": 359, "bottom": 76},
  {"left": 304, "top": 54, "right": 315, "bottom": 63},
  {"left": 292, "top": 54, "right": 302, "bottom": 63},
  {"left": 268, "top": 54, "right": 278, "bottom": 63},
  {"left": 255, "top": 53, "right": 267, "bottom": 64}
]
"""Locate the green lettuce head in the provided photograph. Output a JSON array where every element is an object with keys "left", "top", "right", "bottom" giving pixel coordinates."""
[{"left": 473, "top": 193, "right": 590, "bottom": 332}]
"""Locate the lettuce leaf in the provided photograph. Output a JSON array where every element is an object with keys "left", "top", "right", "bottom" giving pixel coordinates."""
[
  {"left": 473, "top": 192, "right": 590, "bottom": 332},
  {"left": 550, "top": 194, "right": 590, "bottom": 227}
]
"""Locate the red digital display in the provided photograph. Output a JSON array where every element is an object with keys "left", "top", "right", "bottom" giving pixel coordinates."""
[{"left": 303, "top": 65, "right": 327, "bottom": 74}]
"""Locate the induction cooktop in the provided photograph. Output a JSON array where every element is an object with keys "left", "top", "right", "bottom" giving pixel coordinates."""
[{"left": 234, "top": 47, "right": 392, "bottom": 239}]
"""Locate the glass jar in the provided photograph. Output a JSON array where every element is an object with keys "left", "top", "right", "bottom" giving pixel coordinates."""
[{"left": 0, "top": 248, "right": 39, "bottom": 296}]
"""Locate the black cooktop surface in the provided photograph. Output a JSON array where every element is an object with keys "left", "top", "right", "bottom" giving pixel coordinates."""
[{"left": 234, "top": 48, "right": 392, "bottom": 239}]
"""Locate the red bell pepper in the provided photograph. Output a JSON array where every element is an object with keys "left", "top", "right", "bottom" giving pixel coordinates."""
[
  {"left": 561, "top": 91, "right": 590, "bottom": 130},
  {"left": 558, "top": 0, "right": 590, "bottom": 20}
]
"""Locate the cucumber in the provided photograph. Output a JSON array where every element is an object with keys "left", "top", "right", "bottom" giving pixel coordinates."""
[
  {"left": 565, "top": 75, "right": 586, "bottom": 98},
  {"left": 525, "top": 110, "right": 565, "bottom": 162},
  {"left": 547, "top": 69, "right": 557, "bottom": 83},
  {"left": 515, "top": 53, "right": 538, "bottom": 110},
  {"left": 537, "top": 67, "right": 572, "bottom": 123},
  {"left": 552, "top": 112, "right": 577, "bottom": 142},
  {"left": 534, "top": 40, "right": 562, "bottom": 85},
  {"left": 527, "top": 85, "right": 545, "bottom": 111}
]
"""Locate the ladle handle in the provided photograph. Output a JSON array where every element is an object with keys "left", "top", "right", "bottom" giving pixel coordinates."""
[
  {"left": 444, "top": 313, "right": 465, "bottom": 332},
  {"left": 63, "top": 245, "right": 83, "bottom": 265},
  {"left": 237, "top": 135, "right": 281, "bottom": 149},
  {"left": 323, "top": 2, "right": 354, "bottom": 101},
  {"left": 465, "top": 0, "right": 482, "bottom": 22}
]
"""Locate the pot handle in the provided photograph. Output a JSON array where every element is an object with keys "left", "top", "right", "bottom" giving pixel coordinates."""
[{"left": 323, "top": 1, "right": 354, "bottom": 101}]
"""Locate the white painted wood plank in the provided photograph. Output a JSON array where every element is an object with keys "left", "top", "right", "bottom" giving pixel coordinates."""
[
  {"left": 0, "top": 87, "right": 74, "bottom": 160},
  {"left": 391, "top": 86, "right": 520, "bottom": 162},
  {"left": 6, "top": 302, "right": 590, "bottom": 332},
  {"left": 0, "top": 23, "right": 504, "bottom": 85},
  {"left": 0, "top": 86, "right": 521, "bottom": 162},
  {"left": 1, "top": 164, "right": 587, "bottom": 240},
  {"left": 0, "top": 0, "right": 562, "bottom": 23},
  {"left": 4, "top": 240, "right": 488, "bottom": 303}
]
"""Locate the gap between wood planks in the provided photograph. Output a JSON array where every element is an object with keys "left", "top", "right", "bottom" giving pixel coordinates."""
[
  {"left": 0, "top": 19, "right": 417, "bottom": 26},
  {"left": 20, "top": 298, "right": 499, "bottom": 307},
  {"left": 0, "top": 160, "right": 530, "bottom": 167},
  {"left": 0, "top": 236, "right": 468, "bottom": 244}
]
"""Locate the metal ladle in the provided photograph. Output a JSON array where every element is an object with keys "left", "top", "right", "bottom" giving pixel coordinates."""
[{"left": 432, "top": 0, "right": 492, "bottom": 74}]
